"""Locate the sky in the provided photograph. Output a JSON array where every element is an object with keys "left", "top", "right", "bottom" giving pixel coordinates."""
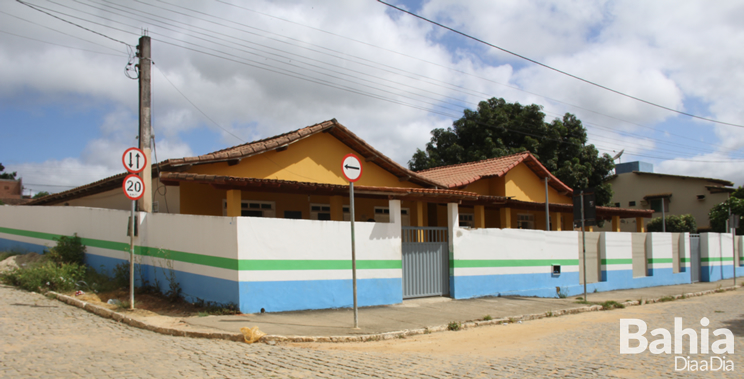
[{"left": 2, "top": 0, "right": 744, "bottom": 197}]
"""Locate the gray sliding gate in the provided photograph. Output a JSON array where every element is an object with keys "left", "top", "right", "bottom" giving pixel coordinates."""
[
  {"left": 401, "top": 227, "right": 449, "bottom": 299},
  {"left": 690, "top": 234, "right": 701, "bottom": 283}
]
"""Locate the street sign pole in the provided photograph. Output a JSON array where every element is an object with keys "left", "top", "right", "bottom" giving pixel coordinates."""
[
  {"left": 581, "top": 191, "right": 587, "bottom": 301},
  {"left": 129, "top": 199, "right": 135, "bottom": 310},
  {"left": 350, "top": 181, "right": 358, "bottom": 329},
  {"left": 122, "top": 148, "right": 147, "bottom": 311},
  {"left": 341, "top": 153, "right": 362, "bottom": 329}
]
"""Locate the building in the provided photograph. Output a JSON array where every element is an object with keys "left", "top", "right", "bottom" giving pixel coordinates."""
[
  {"left": 29, "top": 120, "right": 649, "bottom": 230},
  {"left": 0, "top": 178, "right": 28, "bottom": 205},
  {"left": 605, "top": 161, "right": 735, "bottom": 232}
]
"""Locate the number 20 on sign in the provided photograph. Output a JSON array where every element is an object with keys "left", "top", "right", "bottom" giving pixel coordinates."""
[{"left": 123, "top": 174, "right": 145, "bottom": 201}]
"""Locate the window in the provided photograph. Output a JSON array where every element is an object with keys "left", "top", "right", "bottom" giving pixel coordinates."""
[
  {"left": 650, "top": 198, "right": 669, "bottom": 213},
  {"left": 517, "top": 214, "right": 535, "bottom": 229},
  {"left": 697, "top": 195, "right": 706, "bottom": 200},
  {"left": 310, "top": 204, "right": 331, "bottom": 220},
  {"left": 614, "top": 202, "right": 620, "bottom": 207},
  {"left": 223, "top": 200, "right": 275, "bottom": 218},
  {"left": 284, "top": 210, "right": 302, "bottom": 219},
  {"left": 373, "top": 207, "right": 411, "bottom": 226},
  {"left": 629, "top": 201, "right": 636, "bottom": 206},
  {"left": 459, "top": 213, "right": 474, "bottom": 228}
]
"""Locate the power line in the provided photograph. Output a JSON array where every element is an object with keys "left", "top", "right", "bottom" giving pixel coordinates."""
[
  {"left": 0, "top": 29, "right": 126, "bottom": 56},
  {"left": 16, "top": 0, "right": 133, "bottom": 47},
  {"left": 378, "top": 0, "right": 744, "bottom": 129}
]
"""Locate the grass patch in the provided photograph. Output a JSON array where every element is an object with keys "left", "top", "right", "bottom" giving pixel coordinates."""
[
  {"left": 546, "top": 311, "right": 554, "bottom": 317},
  {"left": 0, "top": 249, "right": 25, "bottom": 262},
  {"left": 659, "top": 296, "right": 676, "bottom": 302},
  {"left": 448, "top": 321, "right": 461, "bottom": 331},
  {"left": 575, "top": 299, "right": 591, "bottom": 305},
  {"left": 1, "top": 258, "right": 86, "bottom": 293},
  {"left": 600, "top": 300, "right": 625, "bottom": 310},
  {"left": 483, "top": 315, "right": 492, "bottom": 321},
  {"left": 715, "top": 310, "right": 724, "bottom": 313},
  {"left": 193, "top": 298, "right": 241, "bottom": 315},
  {"left": 715, "top": 285, "right": 725, "bottom": 293}
]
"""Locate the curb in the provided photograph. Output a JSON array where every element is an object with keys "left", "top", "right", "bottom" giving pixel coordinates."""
[
  {"left": 48, "top": 291, "right": 244, "bottom": 342},
  {"left": 48, "top": 285, "right": 738, "bottom": 344}
]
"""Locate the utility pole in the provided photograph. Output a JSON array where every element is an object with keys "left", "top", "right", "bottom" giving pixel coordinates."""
[{"left": 137, "top": 34, "right": 153, "bottom": 213}]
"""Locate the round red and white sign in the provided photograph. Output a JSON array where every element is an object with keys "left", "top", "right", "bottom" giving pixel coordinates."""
[
  {"left": 122, "top": 174, "right": 145, "bottom": 201},
  {"left": 341, "top": 154, "right": 363, "bottom": 182},
  {"left": 122, "top": 147, "right": 147, "bottom": 174}
]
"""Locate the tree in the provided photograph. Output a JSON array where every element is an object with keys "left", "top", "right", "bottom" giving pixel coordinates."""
[
  {"left": 0, "top": 163, "right": 17, "bottom": 180},
  {"left": 409, "top": 98, "right": 615, "bottom": 205},
  {"left": 33, "top": 191, "right": 50, "bottom": 199},
  {"left": 709, "top": 187, "right": 744, "bottom": 235},
  {"left": 646, "top": 214, "right": 697, "bottom": 233}
]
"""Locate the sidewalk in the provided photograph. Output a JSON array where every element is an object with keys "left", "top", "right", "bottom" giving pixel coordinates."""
[{"left": 183, "top": 279, "right": 741, "bottom": 341}]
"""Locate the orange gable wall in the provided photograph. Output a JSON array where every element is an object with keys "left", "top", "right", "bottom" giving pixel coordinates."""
[
  {"left": 187, "top": 132, "right": 420, "bottom": 188},
  {"left": 505, "top": 163, "right": 571, "bottom": 204},
  {"left": 460, "top": 162, "right": 571, "bottom": 204}
]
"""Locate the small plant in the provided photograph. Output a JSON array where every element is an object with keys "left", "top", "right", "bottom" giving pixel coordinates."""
[
  {"left": 575, "top": 299, "right": 590, "bottom": 305},
  {"left": 47, "top": 234, "right": 86, "bottom": 265},
  {"left": 715, "top": 310, "right": 724, "bottom": 313},
  {"left": 600, "top": 300, "right": 625, "bottom": 310},
  {"left": 113, "top": 262, "right": 130, "bottom": 289},
  {"left": 593, "top": 288, "right": 598, "bottom": 293},
  {"left": 715, "top": 285, "right": 724, "bottom": 293},
  {"left": 483, "top": 315, "right": 492, "bottom": 321},
  {"left": 546, "top": 311, "right": 554, "bottom": 317},
  {"left": 659, "top": 296, "right": 675, "bottom": 302},
  {"left": 557, "top": 287, "right": 568, "bottom": 298},
  {"left": 508, "top": 317, "right": 517, "bottom": 324},
  {"left": 0, "top": 260, "right": 85, "bottom": 292},
  {"left": 448, "top": 321, "right": 461, "bottom": 331},
  {"left": 157, "top": 249, "right": 182, "bottom": 302}
]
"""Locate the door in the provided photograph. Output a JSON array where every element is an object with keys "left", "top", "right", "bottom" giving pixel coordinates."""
[
  {"left": 401, "top": 227, "right": 449, "bottom": 298},
  {"left": 690, "top": 234, "right": 701, "bottom": 283}
]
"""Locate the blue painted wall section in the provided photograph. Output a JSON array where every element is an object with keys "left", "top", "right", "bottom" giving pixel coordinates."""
[
  {"left": 238, "top": 278, "right": 402, "bottom": 313},
  {"left": 0, "top": 238, "right": 48, "bottom": 254}
]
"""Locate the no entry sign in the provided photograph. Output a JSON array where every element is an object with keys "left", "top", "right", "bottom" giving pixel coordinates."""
[
  {"left": 123, "top": 174, "right": 145, "bottom": 201},
  {"left": 341, "top": 154, "right": 363, "bottom": 182}
]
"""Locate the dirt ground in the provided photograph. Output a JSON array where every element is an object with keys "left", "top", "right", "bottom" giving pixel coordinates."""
[
  {"left": 290, "top": 301, "right": 667, "bottom": 359},
  {"left": 74, "top": 289, "right": 204, "bottom": 318}
]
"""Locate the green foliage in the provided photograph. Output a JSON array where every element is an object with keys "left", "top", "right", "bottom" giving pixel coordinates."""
[
  {"left": 1, "top": 260, "right": 86, "bottom": 292},
  {"left": 0, "top": 163, "right": 17, "bottom": 180},
  {"left": 32, "top": 191, "right": 50, "bottom": 199},
  {"left": 447, "top": 321, "right": 461, "bottom": 331},
  {"left": 193, "top": 298, "right": 241, "bottom": 315},
  {"left": 47, "top": 234, "right": 86, "bottom": 265},
  {"left": 600, "top": 300, "right": 625, "bottom": 310},
  {"left": 112, "top": 262, "right": 130, "bottom": 289},
  {"left": 709, "top": 189, "right": 744, "bottom": 234},
  {"left": 409, "top": 98, "right": 615, "bottom": 205},
  {"left": 646, "top": 214, "right": 697, "bottom": 233}
]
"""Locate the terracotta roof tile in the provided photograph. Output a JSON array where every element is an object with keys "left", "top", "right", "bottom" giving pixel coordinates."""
[{"left": 417, "top": 152, "right": 573, "bottom": 194}]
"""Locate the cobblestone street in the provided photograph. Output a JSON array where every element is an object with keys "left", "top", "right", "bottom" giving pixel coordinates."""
[{"left": 2, "top": 284, "right": 743, "bottom": 378}]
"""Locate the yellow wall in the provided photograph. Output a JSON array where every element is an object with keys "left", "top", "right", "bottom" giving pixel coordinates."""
[
  {"left": 504, "top": 163, "right": 571, "bottom": 204},
  {"left": 188, "top": 133, "right": 419, "bottom": 188},
  {"left": 463, "top": 179, "right": 490, "bottom": 196}
]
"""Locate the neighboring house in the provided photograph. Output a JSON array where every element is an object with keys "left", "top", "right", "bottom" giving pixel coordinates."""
[
  {"left": 28, "top": 119, "right": 649, "bottom": 229},
  {"left": 604, "top": 161, "right": 735, "bottom": 232},
  {"left": 0, "top": 178, "right": 29, "bottom": 205}
]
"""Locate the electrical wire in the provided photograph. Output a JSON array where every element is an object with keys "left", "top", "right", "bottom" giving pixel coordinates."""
[
  {"left": 16, "top": 0, "right": 133, "bottom": 47},
  {"left": 0, "top": 29, "right": 126, "bottom": 56},
  {"left": 13, "top": 0, "right": 744, "bottom": 165},
  {"left": 377, "top": 0, "right": 744, "bottom": 129}
]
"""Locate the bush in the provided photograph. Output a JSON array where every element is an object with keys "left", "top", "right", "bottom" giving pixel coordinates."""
[
  {"left": 47, "top": 234, "right": 86, "bottom": 265},
  {"left": 1, "top": 261, "right": 86, "bottom": 292},
  {"left": 646, "top": 214, "right": 697, "bottom": 233}
]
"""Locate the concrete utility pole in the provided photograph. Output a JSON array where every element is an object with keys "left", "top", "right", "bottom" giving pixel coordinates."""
[{"left": 137, "top": 34, "right": 153, "bottom": 213}]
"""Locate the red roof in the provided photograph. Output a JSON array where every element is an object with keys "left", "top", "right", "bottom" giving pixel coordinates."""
[{"left": 416, "top": 152, "right": 574, "bottom": 194}]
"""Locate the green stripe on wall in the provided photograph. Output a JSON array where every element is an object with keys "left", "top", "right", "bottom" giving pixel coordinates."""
[
  {"left": 0, "top": 226, "right": 399, "bottom": 271},
  {"left": 681, "top": 258, "right": 690, "bottom": 263},
  {"left": 601, "top": 259, "right": 633, "bottom": 265},
  {"left": 238, "top": 259, "right": 401, "bottom": 271},
  {"left": 647, "top": 258, "right": 673, "bottom": 264},
  {"left": 452, "top": 259, "right": 579, "bottom": 268},
  {"left": 701, "top": 257, "right": 734, "bottom": 262}
]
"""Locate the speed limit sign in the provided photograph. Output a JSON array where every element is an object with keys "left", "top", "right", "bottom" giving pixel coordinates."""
[{"left": 123, "top": 174, "right": 145, "bottom": 201}]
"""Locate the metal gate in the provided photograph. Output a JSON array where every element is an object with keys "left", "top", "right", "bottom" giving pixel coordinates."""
[
  {"left": 690, "top": 234, "right": 701, "bottom": 283},
  {"left": 401, "top": 227, "right": 449, "bottom": 299}
]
